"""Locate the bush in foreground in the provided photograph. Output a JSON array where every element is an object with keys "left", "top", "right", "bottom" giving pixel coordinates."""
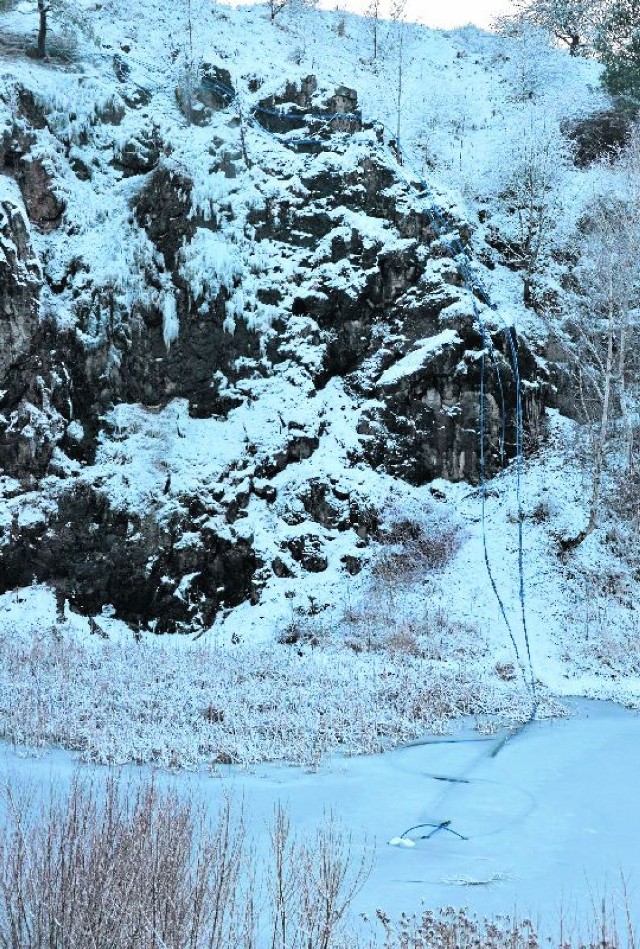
[{"left": 0, "top": 777, "right": 370, "bottom": 949}]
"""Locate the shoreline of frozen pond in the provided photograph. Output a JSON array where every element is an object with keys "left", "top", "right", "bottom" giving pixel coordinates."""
[{"left": 1, "top": 697, "right": 638, "bottom": 934}]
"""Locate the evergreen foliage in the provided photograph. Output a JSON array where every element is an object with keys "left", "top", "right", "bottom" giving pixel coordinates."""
[{"left": 598, "top": 0, "right": 640, "bottom": 103}]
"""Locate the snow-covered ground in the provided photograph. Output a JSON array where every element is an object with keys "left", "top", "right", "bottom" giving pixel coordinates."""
[{"left": 3, "top": 417, "right": 639, "bottom": 769}]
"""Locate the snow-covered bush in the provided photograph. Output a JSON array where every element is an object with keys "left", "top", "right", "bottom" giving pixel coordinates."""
[
  {"left": 493, "top": 115, "right": 569, "bottom": 302},
  {"left": 611, "top": 440, "right": 640, "bottom": 533},
  {"left": 374, "top": 907, "right": 540, "bottom": 948}
]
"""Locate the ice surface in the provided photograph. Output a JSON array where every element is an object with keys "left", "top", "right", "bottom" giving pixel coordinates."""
[{"left": 1, "top": 699, "right": 638, "bottom": 936}]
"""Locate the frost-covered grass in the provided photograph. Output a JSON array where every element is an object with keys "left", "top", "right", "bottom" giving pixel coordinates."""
[
  {"left": 374, "top": 904, "right": 638, "bottom": 948},
  {"left": 0, "top": 618, "right": 536, "bottom": 769}
]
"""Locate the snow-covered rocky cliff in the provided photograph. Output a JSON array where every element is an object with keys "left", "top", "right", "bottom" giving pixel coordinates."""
[{"left": 1, "top": 0, "right": 638, "bottom": 766}]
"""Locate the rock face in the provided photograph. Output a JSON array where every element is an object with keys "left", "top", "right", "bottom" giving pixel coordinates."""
[
  {"left": 0, "top": 179, "right": 41, "bottom": 379},
  {"left": 0, "top": 69, "right": 548, "bottom": 632},
  {"left": 359, "top": 320, "right": 542, "bottom": 485},
  {"left": 255, "top": 76, "right": 362, "bottom": 140},
  {"left": 0, "top": 179, "right": 65, "bottom": 480},
  {"left": 15, "top": 156, "right": 65, "bottom": 231},
  {"left": 2, "top": 481, "right": 258, "bottom": 633}
]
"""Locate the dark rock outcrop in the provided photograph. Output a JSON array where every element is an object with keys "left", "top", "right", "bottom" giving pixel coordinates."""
[
  {"left": 1, "top": 480, "right": 259, "bottom": 633},
  {"left": 564, "top": 108, "right": 633, "bottom": 167},
  {"left": 0, "top": 183, "right": 41, "bottom": 379},
  {"left": 134, "top": 164, "right": 195, "bottom": 269},
  {"left": 0, "top": 68, "right": 549, "bottom": 633},
  {"left": 358, "top": 319, "right": 545, "bottom": 485},
  {"left": 15, "top": 156, "right": 65, "bottom": 231},
  {"left": 255, "top": 75, "right": 362, "bottom": 139},
  {"left": 113, "top": 129, "right": 161, "bottom": 176}
]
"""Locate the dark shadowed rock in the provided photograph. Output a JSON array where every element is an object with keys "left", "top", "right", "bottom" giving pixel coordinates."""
[
  {"left": 0, "top": 183, "right": 41, "bottom": 380},
  {"left": 285, "top": 534, "right": 328, "bottom": 573},
  {"left": 358, "top": 318, "right": 545, "bottom": 485},
  {"left": 15, "top": 156, "right": 65, "bottom": 231},
  {"left": 113, "top": 130, "right": 161, "bottom": 175},
  {"left": 564, "top": 108, "right": 633, "bottom": 167},
  {"left": 134, "top": 164, "right": 195, "bottom": 269},
  {"left": 0, "top": 479, "right": 260, "bottom": 633}
]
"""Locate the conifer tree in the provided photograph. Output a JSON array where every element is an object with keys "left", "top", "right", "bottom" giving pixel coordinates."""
[{"left": 597, "top": 0, "right": 640, "bottom": 102}]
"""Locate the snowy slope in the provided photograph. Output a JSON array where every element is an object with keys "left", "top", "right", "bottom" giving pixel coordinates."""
[{"left": 1, "top": 0, "right": 639, "bottom": 775}]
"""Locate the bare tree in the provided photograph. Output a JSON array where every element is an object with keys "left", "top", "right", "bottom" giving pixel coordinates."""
[
  {"left": 36, "top": 0, "right": 48, "bottom": 57},
  {"left": 269, "top": 0, "right": 289, "bottom": 18},
  {"left": 268, "top": 0, "right": 317, "bottom": 21},
  {"left": 573, "top": 200, "right": 640, "bottom": 531},
  {"left": 267, "top": 805, "right": 372, "bottom": 949},
  {"left": 497, "top": 118, "right": 566, "bottom": 305},
  {"left": 180, "top": 0, "right": 197, "bottom": 124},
  {"left": 365, "top": 0, "right": 382, "bottom": 60},
  {"left": 547, "top": 132, "right": 640, "bottom": 535},
  {"left": 176, "top": 0, "right": 213, "bottom": 126},
  {"left": 30, "top": 0, "right": 88, "bottom": 58},
  {"left": 498, "top": 0, "right": 606, "bottom": 55},
  {"left": 390, "top": 0, "right": 409, "bottom": 155}
]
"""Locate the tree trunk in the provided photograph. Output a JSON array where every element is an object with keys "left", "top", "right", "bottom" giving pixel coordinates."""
[
  {"left": 395, "top": 24, "right": 404, "bottom": 152},
  {"left": 569, "top": 34, "right": 580, "bottom": 56},
  {"left": 37, "top": 0, "right": 47, "bottom": 59},
  {"left": 617, "top": 309, "right": 634, "bottom": 468},
  {"left": 588, "top": 274, "right": 615, "bottom": 533}
]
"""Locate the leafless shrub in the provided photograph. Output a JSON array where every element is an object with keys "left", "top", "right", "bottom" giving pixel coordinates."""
[
  {"left": 613, "top": 466, "right": 640, "bottom": 528},
  {"left": 372, "top": 504, "right": 463, "bottom": 586},
  {"left": 341, "top": 591, "right": 480, "bottom": 662},
  {"left": 268, "top": 805, "right": 372, "bottom": 949},
  {"left": 495, "top": 661, "right": 518, "bottom": 682},
  {"left": 277, "top": 623, "right": 322, "bottom": 647},
  {"left": 384, "top": 627, "right": 424, "bottom": 657},
  {"left": 0, "top": 778, "right": 250, "bottom": 949},
  {"left": 584, "top": 615, "right": 640, "bottom": 677},
  {"left": 374, "top": 907, "right": 540, "bottom": 948},
  {"left": 372, "top": 901, "right": 638, "bottom": 948},
  {"left": 608, "top": 432, "right": 640, "bottom": 540},
  {"left": 0, "top": 778, "right": 372, "bottom": 949}
]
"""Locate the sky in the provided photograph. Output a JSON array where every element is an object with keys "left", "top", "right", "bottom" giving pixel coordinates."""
[{"left": 319, "top": 0, "right": 516, "bottom": 29}]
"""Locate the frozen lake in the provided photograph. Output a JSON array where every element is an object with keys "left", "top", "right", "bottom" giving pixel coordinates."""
[{"left": 1, "top": 698, "right": 638, "bottom": 936}]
